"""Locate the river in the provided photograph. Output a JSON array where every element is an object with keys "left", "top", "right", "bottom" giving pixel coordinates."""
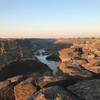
[{"left": 35, "top": 49, "right": 59, "bottom": 75}]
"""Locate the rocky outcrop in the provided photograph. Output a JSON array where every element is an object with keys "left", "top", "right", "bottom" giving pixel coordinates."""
[
  {"left": 68, "top": 79, "right": 100, "bottom": 100},
  {"left": 0, "top": 39, "right": 34, "bottom": 69},
  {"left": 0, "top": 38, "right": 100, "bottom": 100},
  {"left": 14, "top": 77, "right": 37, "bottom": 100},
  {"left": 0, "top": 85, "right": 15, "bottom": 100},
  {"left": 0, "top": 80, "right": 10, "bottom": 89},
  {"left": 59, "top": 39, "right": 100, "bottom": 78},
  {"left": 82, "top": 63, "right": 100, "bottom": 74},
  {"left": 29, "top": 86, "right": 79, "bottom": 100},
  {"left": 7, "top": 75, "right": 23, "bottom": 83},
  {"left": 0, "top": 75, "right": 81, "bottom": 100},
  {"left": 35, "top": 76, "right": 68, "bottom": 88},
  {"left": 59, "top": 48, "right": 74, "bottom": 62},
  {"left": 59, "top": 62, "right": 93, "bottom": 78},
  {"left": 0, "top": 80, "right": 15, "bottom": 100}
]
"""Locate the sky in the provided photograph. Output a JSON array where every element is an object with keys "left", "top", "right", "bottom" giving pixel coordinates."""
[{"left": 0, "top": 0, "right": 100, "bottom": 38}]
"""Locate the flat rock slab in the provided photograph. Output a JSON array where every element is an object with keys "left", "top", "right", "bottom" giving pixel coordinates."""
[
  {"left": 0, "top": 85, "right": 15, "bottom": 100},
  {"left": 68, "top": 79, "right": 100, "bottom": 100},
  {"left": 0, "top": 80, "right": 10, "bottom": 89},
  {"left": 8, "top": 75, "right": 23, "bottom": 83},
  {"left": 14, "top": 78, "right": 37, "bottom": 100},
  {"left": 29, "top": 86, "right": 79, "bottom": 100},
  {"left": 35, "top": 76, "right": 68, "bottom": 88},
  {"left": 59, "top": 62, "right": 93, "bottom": 78}
]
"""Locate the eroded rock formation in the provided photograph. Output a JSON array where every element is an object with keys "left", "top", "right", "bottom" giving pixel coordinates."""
[
  {"left": 59, "top": 39, "right": 100, "bottom": 77},
  {"left": 0, "top": 38, "right": 100, "bottom": 100}
]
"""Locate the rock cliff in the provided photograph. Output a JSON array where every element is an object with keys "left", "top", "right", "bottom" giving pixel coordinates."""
[{"left": 0, "top": 38, "right": 100, "bottom": 100}]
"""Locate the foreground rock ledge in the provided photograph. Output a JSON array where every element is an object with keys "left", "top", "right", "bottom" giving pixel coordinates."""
[
  {"left": 29, "top": 86, "right": 79, "bottom": 100},
  {"left": 14, "top": 77, "right": 37, "bottom": 100},
  {"left": 68, "top": 79, "right": 100, "bottom": 100}
]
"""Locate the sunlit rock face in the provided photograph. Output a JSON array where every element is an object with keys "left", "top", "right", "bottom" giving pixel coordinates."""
[
  {"left": 81, "top": 39, "right": 100, "bottom": 74},
  {"left": 0, "top": 75, "right": 80, "bottom": 100},
  {"left": 59, "top": 47, "right": 83, "bottom": 63},
  {"left": 58, "top": 39, "right": 100, "bottom": 77},
  {"left": 59, "top": 62, "right": 93, "bottom": 78},
  {"left": 14, "top": 77, "right": 37, "bottom": 100},
  {"left": 0, "top": 47, "right": 4, "bottom": 56},
  {"left": 90, "top": 39, "right": 100, "bottom": 49},
  {"left": 59, "top": 48, "right": 74, "bottom": 62},
  {"left": 0, "top": 38, "right": 100, "bottom": 100},
  {"left": 58, "top": 47, "right": 92, "bottom": 78},
  {"left": 68, "top": 79, "right": 100, "bottom": 100},
  {"left": 7, "top": 75, "right": 23, "bottom": 83},
  {"left": 35, "top": 76, "right": 68, "bottom": 88},
  {"left": 0, "top": 80, "right": 10, "bottom": 90},
  {"left": 29, "top": 86, "right": 79, "bottom": 100},
  {"left": 82, "top": 63, "right": 100, "bottom": 74},
  {"left": 82, "top": 39, "right": 100, "bottom": 58}
]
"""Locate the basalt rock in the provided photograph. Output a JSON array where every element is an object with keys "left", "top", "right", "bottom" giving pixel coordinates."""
[
  {"left": 29, "top": 86, "right": 79, "bottom": 100},
  {"left": 0, "top": 81, "right": 15, "bottom": 100},
  {"left": 68, "top": 79, "right": 100, "bottom": 100},
  {"left": 35, "top": 76, "right": 68, "bottom": 88}
]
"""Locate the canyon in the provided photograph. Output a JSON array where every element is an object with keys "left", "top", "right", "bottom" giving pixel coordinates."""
[{"left": 0, "top": 38, "right": 100, "bottom": 100}]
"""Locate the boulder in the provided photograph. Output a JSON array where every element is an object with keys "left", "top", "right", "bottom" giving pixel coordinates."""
[{"left": 14, "top": 77, "right": 37, "bottom": 100}]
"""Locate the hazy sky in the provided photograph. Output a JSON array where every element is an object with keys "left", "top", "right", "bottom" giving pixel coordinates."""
[{"left": 0, "top": 0, "right": 100, "bottom": 38}]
